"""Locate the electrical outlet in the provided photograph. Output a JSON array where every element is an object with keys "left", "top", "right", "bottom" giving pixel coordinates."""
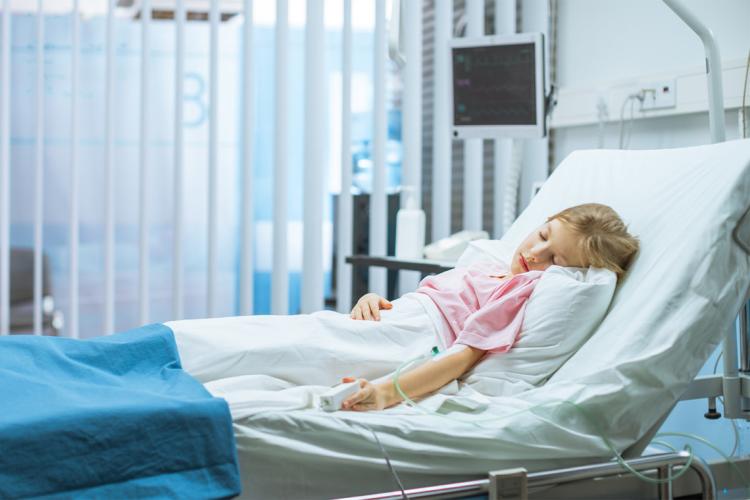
[{"left": 640, "top": 80, "right": 676, "bottom": 110}]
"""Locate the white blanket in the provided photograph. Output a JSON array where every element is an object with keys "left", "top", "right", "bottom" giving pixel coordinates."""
[
  {"left": 171, "top": 273, "right": 602, "bottom": 420},
  {"left": 169, "top": 293, "right": 448, "bottom": 419}
]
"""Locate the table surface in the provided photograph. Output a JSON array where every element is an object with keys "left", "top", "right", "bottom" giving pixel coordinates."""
[{"left": 345, "top": 255, "right": 455, "bottom": 274}]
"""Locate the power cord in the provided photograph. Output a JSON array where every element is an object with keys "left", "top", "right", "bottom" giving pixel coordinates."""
[
  {"left": 741, "top": 49, "right": 749, "bottom": 139},
  {"left": 596, "top": 97, "right": 609, "bottom": 148},
  {"left": 618, "top": 91, "right": 646, "bottom": 149},
  {"left": 367, "top": 425, "right": 408, "bottom": 499}
]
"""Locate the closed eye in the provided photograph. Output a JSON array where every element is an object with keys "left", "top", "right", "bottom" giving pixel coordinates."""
[{"left": 539, "top": 231, "right": 547, "bottom": 241}]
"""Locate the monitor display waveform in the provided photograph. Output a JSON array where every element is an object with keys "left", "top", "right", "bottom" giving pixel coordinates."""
[{"left": 452, "top": 43, "right": 536, "bottom": 126}]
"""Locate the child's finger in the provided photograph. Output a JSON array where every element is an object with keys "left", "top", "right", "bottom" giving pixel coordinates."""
[
  {"left": 368, "top": 302, "right": 380, "bottom": 321},
  {"left": 343, "top": 379, "right": 371, "bottom": 409},
  {"left": 342, "top": 389, "right": 366, "bottom": 409},
  {"left": 362, "top": 304, "right": 373, "bottom": 321},
  {"left": 380, "top": 298, "right": 392, "bottom": 310}
]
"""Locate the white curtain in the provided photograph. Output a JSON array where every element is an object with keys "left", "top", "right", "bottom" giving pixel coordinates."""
[{"left": 7, "top": 9, "right": 387, "bottom": 338}]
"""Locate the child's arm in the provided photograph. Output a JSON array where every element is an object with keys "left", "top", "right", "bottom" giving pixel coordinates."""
[{"left": 341, "top": 345, "right": 485, "bottom": 411}]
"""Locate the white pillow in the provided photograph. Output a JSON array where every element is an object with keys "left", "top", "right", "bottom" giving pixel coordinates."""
[{"left": 463, "top": 265, "right": 617, "bottom": 397}]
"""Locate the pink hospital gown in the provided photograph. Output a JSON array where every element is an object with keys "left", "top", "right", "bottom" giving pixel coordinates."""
[{"left": 416, "top": 261, "right": 543, "bottom": 353}]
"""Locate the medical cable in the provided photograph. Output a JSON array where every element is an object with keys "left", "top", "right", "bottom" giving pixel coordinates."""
[
  {"left": 366, "top": 424, "right": 408, "bottom": 499},
  {"left": 713, "top": 351, "right": 723, "bottom": 374},
  {"left": 656, "top": 431, "right": 750, "bottom": 495},
  {"left": 247, "top": 406, "right": 410, "bottom": 498},
  {"left": 651, "top": 440, "right": 679, "bottom": 453},
  {"left": 741, "top": 49, "right": 749, "bottom": 139},
  {"left": 390, "top": 352, "right": 695, "bottom": 487},
  {"left": 625, "top": 97, "right": 637, "bottom": 147},
  {"left": 618, "top": 92, "right": 644, "bottom": 149},
  {"left": 725, "top": 410, "right": 740, "bottom": 457},
  {"left": 596, "top": 97, "right": 608, "bottom": 148}
]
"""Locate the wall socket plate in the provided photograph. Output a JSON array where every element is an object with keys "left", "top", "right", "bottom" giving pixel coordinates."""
[{"left": 640, "top": 80, "right": 676, "bottom": 110}]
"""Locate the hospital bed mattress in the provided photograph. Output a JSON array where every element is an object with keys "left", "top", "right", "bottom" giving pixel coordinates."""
[
  {"left": 216, "top": 139, "right": 750, "bottom": 499},
  {"left": 0, "top": 324, "right": 241, "bottom": 499}
]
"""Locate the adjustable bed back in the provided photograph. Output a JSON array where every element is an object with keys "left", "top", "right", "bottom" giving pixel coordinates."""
[{"left": 501, "top": 139, "right": 750, "bottom": 450}]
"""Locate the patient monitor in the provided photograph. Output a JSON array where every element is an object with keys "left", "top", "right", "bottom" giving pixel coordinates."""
[{"left": 451, "top": 32, "right": 547, "bottom": 139}]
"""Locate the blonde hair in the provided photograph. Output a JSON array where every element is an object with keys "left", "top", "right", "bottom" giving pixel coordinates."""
[{"left": 549, "top": 203, "right": 639, "bottom": 280}]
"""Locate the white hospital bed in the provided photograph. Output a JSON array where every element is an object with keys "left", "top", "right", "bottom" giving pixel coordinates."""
[{"left": 222, "top": 138, "right": 750, "bottom": 499}]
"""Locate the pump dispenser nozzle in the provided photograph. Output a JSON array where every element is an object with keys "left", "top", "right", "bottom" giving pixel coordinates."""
[{"left": 401, "top": 186, "right": 417, "bottom": 210}]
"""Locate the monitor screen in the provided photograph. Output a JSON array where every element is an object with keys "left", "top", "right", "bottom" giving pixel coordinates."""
[
  {"left": 453, "top": 43, "right": 536, "bottom": 126},
  {"left": 450, "top": 33, "right": 545, "bottom": 139}
]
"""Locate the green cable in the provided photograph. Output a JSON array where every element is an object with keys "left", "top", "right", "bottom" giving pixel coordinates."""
[
  {"left": 391, "top": 352, "right": 696, "bottom": 487},
  {"left": 656, "top": 431, "right": 750, "bottom": 495},
  {"left": 651, "top": 440, "right": 679, "bottom": 453}
]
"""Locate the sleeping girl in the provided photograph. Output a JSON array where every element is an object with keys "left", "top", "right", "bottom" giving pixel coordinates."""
[
  {"left": 340, "top": 202, "right": 639, "bottom": 411},
  {"left": 169, "top": 203, "right": 639, "bottom": 415}
]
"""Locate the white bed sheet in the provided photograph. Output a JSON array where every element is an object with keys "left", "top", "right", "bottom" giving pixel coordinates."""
[
  {"left": 193, "top": 140, "right": 750, "bottom": 499},
  {"left": 168, "top": 293, "right": 441, "bottom": 412}
]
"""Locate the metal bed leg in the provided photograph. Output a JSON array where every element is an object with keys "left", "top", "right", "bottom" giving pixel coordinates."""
[
  {"left": 657, "top": 465, "right": 672, "bottom": 500},
  {"left": 740, "top": 301, "right": 749, "bottom": 373}
]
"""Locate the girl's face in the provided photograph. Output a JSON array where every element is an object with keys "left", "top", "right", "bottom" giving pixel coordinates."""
[{"left": 510, "top": 218, "right": 589, "bottom": 275}]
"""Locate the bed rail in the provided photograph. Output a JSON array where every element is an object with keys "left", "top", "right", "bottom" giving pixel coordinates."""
[{"left": 339, "top": 451, "right": 716, "bottom": 500}]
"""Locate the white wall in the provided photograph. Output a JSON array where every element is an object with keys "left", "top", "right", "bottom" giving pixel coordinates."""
[
  {"left": 546, "top": 0, "right": 750, "bottom": 461},
  {"left": 552, "top": 0, "right": 749, "bottom": 162},
  {"left": 557, "top": 0, "right": 750, "bottom": 88}
]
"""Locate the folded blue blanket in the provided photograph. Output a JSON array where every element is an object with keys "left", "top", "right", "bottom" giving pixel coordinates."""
[{"left": 0, "top": 324, "right": 241, "bottom": 499}]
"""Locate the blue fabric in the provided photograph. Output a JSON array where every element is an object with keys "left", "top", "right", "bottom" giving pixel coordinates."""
[{"left": 0, "top": 324, "right": 241, "bottom": 499}]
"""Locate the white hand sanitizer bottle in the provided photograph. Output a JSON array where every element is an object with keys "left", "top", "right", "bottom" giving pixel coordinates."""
[{"left": 395, "top": 187, "right": 426, "bottom": 260}]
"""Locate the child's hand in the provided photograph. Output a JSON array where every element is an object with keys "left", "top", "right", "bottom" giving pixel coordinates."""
[
  {"left": 350, "top": 293, "right": 392, "bottom": 321},
  {"left": 340, "top": 377, "right": 390, "bottom": 411}
]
